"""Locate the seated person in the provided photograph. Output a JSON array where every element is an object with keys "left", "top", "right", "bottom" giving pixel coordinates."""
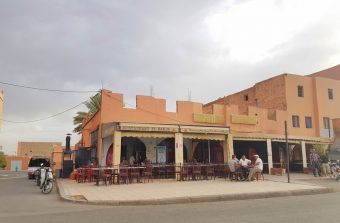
[
  {"left": 228, "top": 155, "right": 239, "bottom": 180},
  {"left": 239, "top": 155, "right": 251, "bottom": 180},
  {"left": 121, "top": 157, "right": 129, "bottom": 166},
  {"left": 247, "top": 154, "right": 263, "bottom": 181},
  {"left": 129, "top": 155, "right": 136, "bottom": 166}
]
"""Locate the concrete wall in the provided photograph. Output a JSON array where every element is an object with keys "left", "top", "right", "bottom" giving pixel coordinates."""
[
  {"left": 17, "top": 142, "right": 62, "bottom": 158},
  {"left": 98, "top": 90, "right": 222, "bottom": 126},
  {"left": 5, "top": 156, "right": 30, "bottom": 171},
  {"left": 285, "top": 75, "right": 317, "bottom": 137}
]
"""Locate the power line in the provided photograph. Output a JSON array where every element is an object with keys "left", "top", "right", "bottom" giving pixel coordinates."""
[
  {"left": 1, "top": 101, "right": 85, "bottom": 123},
  {"left": 0, "top": 80, "right": 100, "bottom": 93}
]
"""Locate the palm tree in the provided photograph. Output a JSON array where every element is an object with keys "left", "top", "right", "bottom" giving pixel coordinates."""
[{"left": 73, "top": 93, "right": 101, "bottom": 134}]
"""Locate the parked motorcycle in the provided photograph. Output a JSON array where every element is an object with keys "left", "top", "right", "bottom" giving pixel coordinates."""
[
  {"left": 34, "top": 168, "right": 41, "bottom": 186},
  {"left": 39, "top": 164, "right": 54, "bottom": 194},
  {"left": 329, "top": 160, "right": 340, "bottom": 181}
]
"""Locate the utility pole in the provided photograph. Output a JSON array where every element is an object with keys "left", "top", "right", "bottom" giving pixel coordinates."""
[{"left": 285, "top": 121, "right": 290, "bottom": 183}]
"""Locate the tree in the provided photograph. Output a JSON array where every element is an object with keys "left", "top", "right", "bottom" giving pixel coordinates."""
[
  {"left": 73, "top": 93, "right": 101, "bottom": 134},
  {"left": 0, "top": 151, "right": 6, "bottom": 169}
]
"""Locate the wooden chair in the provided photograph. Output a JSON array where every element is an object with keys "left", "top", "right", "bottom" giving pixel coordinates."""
[
  {"left": 205, "top": 165, "right": 215, "bottom": 180},
  {"left": 158, "top": 165, "right": 166, "bottom": 179},
  {"left": 84, "top": 168, "right": 93, "bottom": 182},
  {"left": 142, "top": 165, "right": 153, "bottom": 183},
  {"left": 255, "top": 171, "right": 264, "bottom": 181},
  {"left": 179, "top": 165, "right": 190, "bottom": 181},
  {"left": 129, "top": 167, "right": 140, "bottom": 183},
  {"left": 102, "top": 169, "right": 113, "bottom": 185},
  {"left": 119, "top": 167, "right": 129, "bottom": 184},
  {"left": 76, "top": 168, "right": 85, "bottom": 183},
  {"left": 192, "top": 165, "right": 202, "bottom": 180},
  {"left": 166, "top": 165, "right": 175, "bottom": 178}
]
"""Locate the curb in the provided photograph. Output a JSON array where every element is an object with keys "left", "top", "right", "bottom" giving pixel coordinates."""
[{"left": 56, "top": 179, "right": 334, "bottom": 206}]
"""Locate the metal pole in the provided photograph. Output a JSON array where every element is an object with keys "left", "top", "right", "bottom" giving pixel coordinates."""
[
  {"left": 328, "top": 119, "right": 331, "bottom": 138},
  {"left": 285, "top": 121, "right": 290, "bottom": 183}
]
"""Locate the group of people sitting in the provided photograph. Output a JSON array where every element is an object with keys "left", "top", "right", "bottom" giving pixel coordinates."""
[{"left": 228, "top": 154, "right": 263, "bottom": 181}]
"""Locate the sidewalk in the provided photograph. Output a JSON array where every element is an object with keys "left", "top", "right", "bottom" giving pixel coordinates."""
[{"left": 56, "top": 174, "right": 333, "bottom": 206}]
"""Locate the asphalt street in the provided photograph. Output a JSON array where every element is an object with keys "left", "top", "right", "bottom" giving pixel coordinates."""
[{"left": 0, "top": 171, "right": 339, "bottom": 223}]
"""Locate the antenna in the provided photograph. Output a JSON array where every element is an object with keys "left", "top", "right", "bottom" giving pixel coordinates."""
[
  {"left": 188, "top": 89, "right": 192, "bottom": 101},
  {"left": 150, "top": 85, "right": 154, "bottom": 97}
]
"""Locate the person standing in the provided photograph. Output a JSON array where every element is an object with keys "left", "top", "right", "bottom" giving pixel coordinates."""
[
  {"left": 309, "top": 149, "right": 321, "bottom": 177},
  {"left": 320, "top": 154, "right": 331, "bottom": 177},
  {"left": 247, "top": 155, "right": 263, "bottom": 181}
]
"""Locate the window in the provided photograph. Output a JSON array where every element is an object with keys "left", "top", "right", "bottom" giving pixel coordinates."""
[
  {"left": 298, "top": 85, "right": 304, "bottom": 97},
  {"left": 305, "top": 116, "right": 312, "bottom": 128},
  {"left": 328, "top": 89, "right": 333, "bottom": 100},
  {"left": 244, "top": 94, "right": 249, "bottom": 101},
  {"left": 292, "top": 115, "right": 300, "bottom": 128},
  {"left": 323, "top": 117, "right": 330, "bottom": 129}
]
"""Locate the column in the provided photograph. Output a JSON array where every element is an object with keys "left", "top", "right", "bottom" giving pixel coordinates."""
[
  {"left": 301, "top": 141, "right": 307, "bottom": 168},
  {"left": 175, "top": 133, "right": 184, "bottom": 165},
  {"left": 223, "top": 134, "right": 233, "bottom": 162},
  {"left": 112, "top": 131, "right": 122, "bottom": 166},
  {"left": 266, "top": 139, "right": 273, "bottom": 174}
]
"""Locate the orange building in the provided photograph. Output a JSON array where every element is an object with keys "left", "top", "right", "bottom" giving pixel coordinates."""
[
  {"left": 6, "top": 142, "right": 62, "bottom": 171},
  {"left": 80, "top": 65, "right": 339, "bottom": 173},
  {"left": 205, "top": 64, "right": 340, "bottom": 172},
  {"left": 17, "top": 141, "right": 62, "bottom": 158},
  {"left": 5, "top": 156, "right": 30, "bottom": 171}
]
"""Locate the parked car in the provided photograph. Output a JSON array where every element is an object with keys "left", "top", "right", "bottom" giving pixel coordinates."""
[{"left": 27, "top": 156, "right": 50, "bottom": 179}]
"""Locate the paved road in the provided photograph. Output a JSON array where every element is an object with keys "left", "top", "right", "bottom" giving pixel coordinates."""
[{"left": 0, "top": 171, "right": 339, "bottom": 223}]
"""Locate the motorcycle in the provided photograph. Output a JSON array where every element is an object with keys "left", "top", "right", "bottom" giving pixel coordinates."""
[
  {"left": 329, "top": 160, "right": 340, "bottom": 181},
  {"left": 34, "top": 168, "right": 41, "bottom": 186},
  {"left": 39, "top": 164, "right": 54, "bottom": 194}
]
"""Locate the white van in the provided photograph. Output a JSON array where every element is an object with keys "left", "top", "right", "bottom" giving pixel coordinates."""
[{"left": 27, "top": 156, "right": 50, "bottom": 179}]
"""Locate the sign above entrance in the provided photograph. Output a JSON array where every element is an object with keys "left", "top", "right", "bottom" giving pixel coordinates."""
[
  {"left": 231, "top": 115, "right": 257, "bottom": 125},
  {"left": 193, "top": 113, "right": 225, "bottom": 124},
  {"left": 180, "top": 125, "right": 229, "bottom": 134},
  {"left": 118, "top": 123, "right": 179, "bottom": 133}
]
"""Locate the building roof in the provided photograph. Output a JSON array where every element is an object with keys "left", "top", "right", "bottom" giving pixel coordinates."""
[{"left": 309, "top": 64, "right": 340, "bottom": 80}]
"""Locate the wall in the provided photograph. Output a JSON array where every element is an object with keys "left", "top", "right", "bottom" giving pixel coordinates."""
[
  {"left": 17, "top": 142, "right": 62, "bottom": 158},
  {"left": 5, "top": 156, "right": 30, "bottom": 171},
  {"left": 51, "top": 146, "right": 63, "bottom": 172},
  {"left": 206, "top": 74, "right": 287, "bottom": 112},
  {"left": 285, "top": 75, "right": 317, "bottom": 137},
  {"left": 313, "top": 77, "right": 340, "bottom": 137},
  {"left": 98, "top": 90, "right": 222, "bottom": 126}
]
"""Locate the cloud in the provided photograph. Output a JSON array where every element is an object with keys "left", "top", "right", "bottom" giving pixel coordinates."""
[{"left": 0, "top": 0, "right": 339, "bottom": 153}]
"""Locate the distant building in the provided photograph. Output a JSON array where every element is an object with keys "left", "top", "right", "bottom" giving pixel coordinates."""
[
  {"left": 6, "top": 142, "right": 63, "bottom": 171},
  {"left": 17, "top": 141, "right": 62, "bottom": 158}
]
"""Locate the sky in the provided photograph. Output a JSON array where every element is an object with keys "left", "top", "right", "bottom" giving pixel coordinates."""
[{"left": 0, "top": 0, "right": 340, "bottom": 155}]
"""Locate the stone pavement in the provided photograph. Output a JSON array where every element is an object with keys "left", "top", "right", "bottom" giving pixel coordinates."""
[{"left": 56, "top": 173, "right": 334, "bottom": 206}]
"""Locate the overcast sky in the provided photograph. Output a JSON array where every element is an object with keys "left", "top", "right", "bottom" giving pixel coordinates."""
[{"left": 0, "top": 0, "right": 340, "bottom": 155}]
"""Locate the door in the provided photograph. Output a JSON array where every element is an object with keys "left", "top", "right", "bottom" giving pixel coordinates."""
[{"left": 11, "top": 160, "right": 22, "bottom": 171}]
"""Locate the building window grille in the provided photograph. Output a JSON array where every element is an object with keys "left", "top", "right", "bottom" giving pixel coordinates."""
[
  {"left": 292, "top": 115, "right": 300, "bottom": 128},
  {"left": 298, "top": 85, "right": 304, "bottom": 97},
  {"left": 323, "top": 117, "right": 330, "bottom": 129},
  {"left": 305, "top": 116, "right": 312, "bottom": 128},
  {"left": 328, "top": 89, "right": 333, "bottom": 100}
]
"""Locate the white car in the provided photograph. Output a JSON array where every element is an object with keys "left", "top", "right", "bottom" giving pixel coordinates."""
[{"left": 27, "top": 157, "right": 50, "bottom": 179}]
